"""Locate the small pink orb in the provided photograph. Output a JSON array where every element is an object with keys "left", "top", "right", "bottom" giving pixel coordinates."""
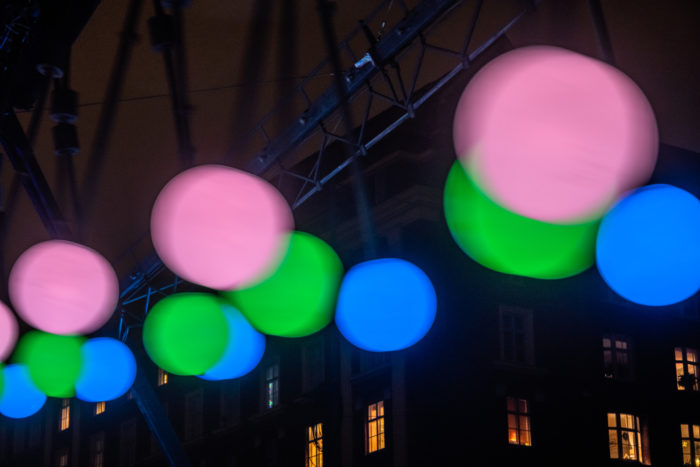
[
  {"left": 0, "top": 301, "right": 19, "bottom": 361},
  {"left": 453, "top": 46, "right": 658, "bottom": 223},
  {"left": 150, "top": 165, "right": 294, "bottom": 290},
  {"left": 9, "top": 240, "right": 119, "bottom": 335}
]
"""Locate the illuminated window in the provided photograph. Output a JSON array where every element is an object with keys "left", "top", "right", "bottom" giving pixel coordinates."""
[
  {"left": 265, "top": 363, "right": 280, "bottom": 409},
  {"left": 91, "top": 432, "right": 105, "bottom": 467},
  {"left": 506, "top": 397, "right": 532, "bottom": 446},
  {"left": 366, "top": 401, "right": 385, "bottom": 454},
  {"left": 57, "top": 450, "right": 69, "bottom": 467},
  {"left": 675, "top": 347, "right": 699, "bottom": 391},
  {"left": 59, "top": 399, "right": 70, "bottom": 431},
  {"left": 681, "top": 424, "right": 700, "bottom": 467},
  {"left": 603, "top": 335, "right": 632, "bottom": 380},
  {"left": 158, "top": 368, "right": 168, "bottom": 386},
  {"left": 306, "top": 423, "right": 323, "bottom": 467},
  {"left": 95, "top": 401, "right": 106, "bottom": 415},
  {"left": 499, "top": 305, "right": 534, "bottom": 365},
  {"left": 608, "top": 413, "right": 643, "bottom": 462}
]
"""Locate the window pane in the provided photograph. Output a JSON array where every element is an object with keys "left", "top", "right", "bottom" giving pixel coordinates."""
[
  {"left": 520, "top": 429, "right": 531, "bottom": 446},
  {"left": 615, "top": 340, "right": 627, "bottom": 349},
  {"left": 519, "top": 415, "right": 530, "bottom": 431},
  {"left": 688, "top": 349, "right": 698, "bottom": 363},
  {"left": 518, "top": 399, "right": 528, "bottom": 414},
  {"left": 603, "top": 338, "right": 611, "bottom": 348},
  {"left": 506, "top": 397, "right": 515, "bottom": 412},
  {"left": 368, "top": 403, "right": 376, "bottom": 420},
  {"left": 378, "top": 431, "right": 385, "bottom": 450},
  {"left": 694, "top": 425, "right": 700, "bottom": 439},
  {"left": 508, "top": 414, "right": 518, "bottom": 430},
  {"left": 509, "top": 429, "right": 518, "bottom": 444},
  {"left": 378, "top": 401, "right": 384, "bottom": 417},
  {"left": 676, "top": 348, "right": 684, "bottom": 361},
  {"left": 607, "top": 413, "right": 617, "bottom": 428},
  {"left": 608, "top": 429, "right": 619, "bottom": 458},
  {"left": 682, "top": 424, "right": 690, "bottom": 438},
  {"left": 378, "top": 418, "right": 384, "bottom": 436},
  {"left": 368, "top": 421, "right": 376, "bottom": 438}
]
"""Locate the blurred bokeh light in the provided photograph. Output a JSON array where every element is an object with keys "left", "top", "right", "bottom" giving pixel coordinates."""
[
  {"left": 444, "top": 161, "right": 598, "bottom": 279},
  {"left": 335, "top": 258, "right": 436, "bottom": 352},
  {"left": 142, "top": 293, "right": 228, "bottom": 375},
  {"left": 453, "top": 46, "right": 657, "bottom": 223},
  {"left": 224, "top": 231, "right": 343, "bottom": 337},
  {"left": 596, "top": 184, "right": 700, "bottom": 306},
  {"left": 75, "top": 338, "right": 137, "bottom": 402},
  {"left": 9, "top": 240, "right": 119, "bottom": 335},
  {"left": 0, "top": 364, "right": 46, "bottom": 419},
  {"left": 150, "top": 165, "right": 293, "bottom": 290},
  {"left": 0, "top": 301, "right": 19, "bottom": 362}
]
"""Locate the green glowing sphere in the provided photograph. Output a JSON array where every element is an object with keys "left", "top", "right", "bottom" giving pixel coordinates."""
[
  {"left": 142, "top": 293, "right": 228, "bottom": 376},
  {"left": 14, "top": 331, "right": 84, "bottom": 397},
  {"left": 223, "top": 231, "right": 343, "bottom": 337},
  {"left": 443, "top": 162, "right": 598, "bottom": 279}
]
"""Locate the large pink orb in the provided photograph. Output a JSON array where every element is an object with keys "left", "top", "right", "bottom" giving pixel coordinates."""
[
  {"left": 0, "top": 301, "right": 19, "bottom": 361},
  {"left": 9, "top": 240, "right": 119, "bottom": 335},
  {"left": 150, "top": 165, "right": 293, "bottom": 290},
  {"left": 453, "top": 46, "right": 658, "bottom": 223}
]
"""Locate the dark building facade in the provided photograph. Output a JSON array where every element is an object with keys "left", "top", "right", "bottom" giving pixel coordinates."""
[{"left": 1, "top": 31, "right": 700, "bottom": 467}]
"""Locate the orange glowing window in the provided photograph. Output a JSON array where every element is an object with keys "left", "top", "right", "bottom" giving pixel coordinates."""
[
  {"left": 306, "top": 423, "right": 323, "bottom": 467},
  {"left": 158, "top": 368, "right": 168, "bottom": 386},
  {"left": 675, "top": 348, "right": 698, "bottom": 391},
  {"left": 681, "top": 424, "right": 700, "bottom": 467},
  {"left": 608, "top": 413, "right": 643, "bottom": 462},
  {"left": 95, "top": 401, "right": 106, "bottom": 415},
  {"left": 59, "top": 399, "right": 70, "bottom": 431},
  {"left": 506, "top": 397, "right": 532, "bottom": 446},
  {"left": 366, "top": 401, "right": 385, "bottom": 454}
]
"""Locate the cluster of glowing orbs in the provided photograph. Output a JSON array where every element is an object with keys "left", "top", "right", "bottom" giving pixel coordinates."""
[
  {"left": 8, "top": 240, "right": 119, "bottom": 335},
  {"left": 143, "top": 293, "right": 228, "bottom": 376},
  {"left": 199, "top": 305, "right": 266, "bottom": 381},
  {"left": 224, "top": 231, "right": 343, "bottom": 337},
  {"left": 335, "top": 258, "right": 437, "bottom": 352},
  {"left": 75, "top": 338, "right": 137, "bottom": 402},
  {"left": 596, "top": 184, "right": 700, "bottom": 306},
  {"left": 0, "top": 301, "right": 18, "bottom": 361},
  {"left": 0, "top": 364, "right": 46, "bottom": 419},
  {"left": 14, "top": 331, "right": 84, "bottom": 398},
  {"left": 444, "top": 162, "right": 598, "bottom": 279},
  {"left": 151, "top": 165, "right": 294, "bottom": 290},
  {"left": 453, "top": 45, "right": 658, "bottom": 223}
]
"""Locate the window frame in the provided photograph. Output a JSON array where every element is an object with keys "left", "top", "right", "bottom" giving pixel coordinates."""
[
  {"left": 675, "top": 347, "right": 699, "bottom": 391},
  {"left": 607, "top": 412, "right": 644, "bottom": 463},
  {"left": 681, "top": 424, "right": 700, "bottom": 467},
  {"left": 365, "top": 400, "right": 386, "bottom": 455},
  {"left": 305, "top": 422, "right": 323, "bottom": 467},
  {"left": 506, "top": 396, "right": 532, "bottom": 446},
  {"left": 157, "top": 368, "right": 168, "bottom": 386},
  {"left": 603, "top": 334, "right": 633, "bottom": 380},
  {"left": 498, "top": 305, "right": 535, "bottom": 366},
  {"left": 94, "top": 401, "right": 106, "bottom": 416},
  {"left": 264, "top": 361, "right": 280, "bottom": 410},
  {"left": 59, "top": 399, "right": 71, "bottom": 431}
]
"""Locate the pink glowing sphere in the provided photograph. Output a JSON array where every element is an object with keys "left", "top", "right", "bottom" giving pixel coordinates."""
[
  {"left": 151, "top": 165, "right": 293, "bottom": 290},
  {"left": 453, "top": 46, "right": 658, "bottom": 223},
  {"left": 9, "top": 240, "right": 119, "bottom": 335},
  {"left": 0, "top": 301, "right": 19, "bottom": 361}
]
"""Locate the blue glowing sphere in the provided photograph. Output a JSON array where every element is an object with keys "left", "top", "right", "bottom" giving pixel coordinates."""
[
  {"left": 596, "top": 184, "right": 700, "bottom": 306},
  {"left": 335, "top": 258, "right": 437, "bottom": 352},
  {"left": 75, "top": 338, "right": 137, "bottom": 402},
  {"left": 0, "top": 364, "right": 46, "bottom": 419},
  {"left": 199, "top": 304, "right": 266, "bottom": 381}
]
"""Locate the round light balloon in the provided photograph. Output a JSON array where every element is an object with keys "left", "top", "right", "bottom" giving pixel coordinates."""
[
  {"left": 0, "top": 301, "right": 19, "bottom": 361},
  {"left": 444, "top": 161, "right": 598, "bottom": 279},
  {"left": 14, "top": 331, "right": 84, "bottom": 398},
  {"left": 453, "top": 45, "right": 658, "bottom": 223},
  {"left": 142, "top": 293, "right": 228, "bottom": 375},
  {"left": 0, "top": 364, "right": 46, "bottom": 419},
  {"left": 596, "top": 184, "right": 700, "bottom": 306},
  {"left": 335, "top": 258, "right": 437, "bottom": 352},
  {"left": 223, "top": 231, "right": 343, "bottom": 337},
  {"left": 9, "top": 240, "right": 119, "bottom": 335},
  {"left": 151, "top": 164, "right": 293, "bottom": 290},
  {"left": 75, "top": 338, "right": 137, "bottom": 402},
  {"left": 199, "top": 304, "right": 265, "bottom": 381}
]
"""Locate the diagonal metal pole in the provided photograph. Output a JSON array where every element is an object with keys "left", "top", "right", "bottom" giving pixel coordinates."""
[{"left": 317, "top": 0, "right": 377, "bottom": 259}]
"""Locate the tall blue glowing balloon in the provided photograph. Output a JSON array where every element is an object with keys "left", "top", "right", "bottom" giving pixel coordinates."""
[
  {"left": 596, "top": 184, "right": 700, "bottom": 306},
  {"left": 199, "top": 304, "right": 266, "bottom": 381},
  {"left": 0, "top": 364, "right": 46, "bottom": 419},
  {"left": 335, "top": 258, "right": 437, "bottom": 352},
  {"left": 75, "top": 338, "right": 137, "bottom": 402}
]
